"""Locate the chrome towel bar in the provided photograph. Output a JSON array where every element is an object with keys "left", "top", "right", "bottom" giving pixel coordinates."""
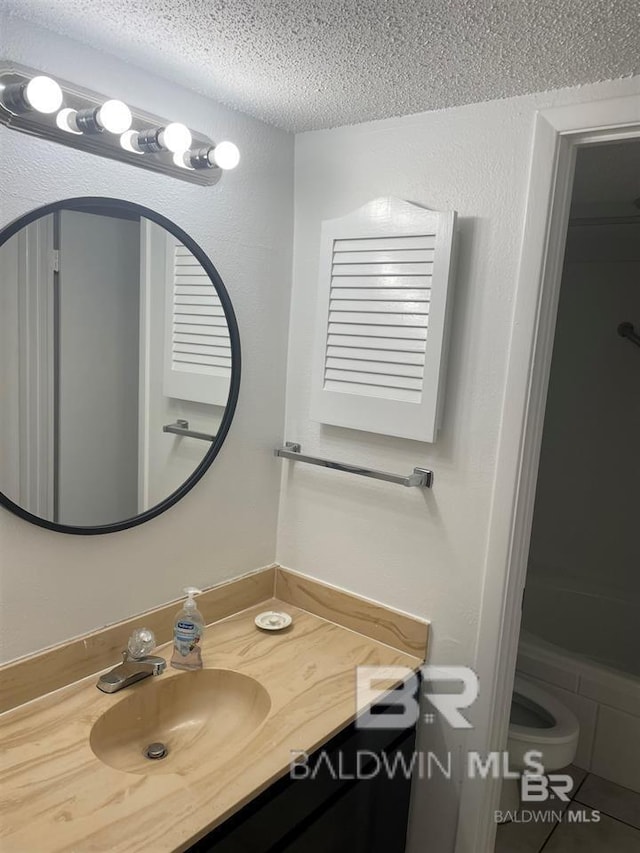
[
  {"left": 163, "top": 419, "right": 215, "bottom": 442},
  {"left": 274, "top": 442, "right": 434, "bottom": 488}
]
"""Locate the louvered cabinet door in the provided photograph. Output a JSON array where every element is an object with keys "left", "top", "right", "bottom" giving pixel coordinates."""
[
  {"left": 163, "top": 242, "right": 232, "bottom": 407},
  {"left": 311, "top": 198, "right": 456, "bottom": 442}
]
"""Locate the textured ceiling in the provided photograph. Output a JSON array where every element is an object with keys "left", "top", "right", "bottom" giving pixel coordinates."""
[{"left": 3, "top": 0, "right": 639, "bottom": 132}]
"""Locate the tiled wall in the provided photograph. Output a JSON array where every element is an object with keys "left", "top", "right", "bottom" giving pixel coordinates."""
[{"left": 517, "top": 638, "right": 640, "bottom": 793}]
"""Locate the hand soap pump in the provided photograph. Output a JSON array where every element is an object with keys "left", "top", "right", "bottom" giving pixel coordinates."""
[{"left": 170, "top": 587, "right": 204, "bottom": 671}]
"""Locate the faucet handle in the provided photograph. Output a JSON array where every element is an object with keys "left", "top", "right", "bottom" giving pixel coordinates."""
[{"left": 127, "top": 627, "right": 157, "bottom": 659}]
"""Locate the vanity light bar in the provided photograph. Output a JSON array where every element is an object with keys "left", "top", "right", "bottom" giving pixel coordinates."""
[{"left": 0, "top": 63, "right": 240, "bottom": 186}]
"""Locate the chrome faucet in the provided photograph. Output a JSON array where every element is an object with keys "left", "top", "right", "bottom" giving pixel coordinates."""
[{"left": 97, "top": 628, "right": 166, "bottom": 693}]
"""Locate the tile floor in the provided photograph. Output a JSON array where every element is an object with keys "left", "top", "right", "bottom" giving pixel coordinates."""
[{"left": 495, "top": 768, "right": 640, "bottom": 852}]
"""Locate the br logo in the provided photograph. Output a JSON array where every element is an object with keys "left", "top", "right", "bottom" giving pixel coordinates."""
[
  {"left": 355, "top": 665, "right": 479, "bottom": 729},
  {"left": 521, "top": 773, "right": 573, "bottom": 802}
]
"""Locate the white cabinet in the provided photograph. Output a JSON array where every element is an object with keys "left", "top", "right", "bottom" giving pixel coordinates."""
[{"left": 311, "top": 197, "right": 457, "bottom": 442}]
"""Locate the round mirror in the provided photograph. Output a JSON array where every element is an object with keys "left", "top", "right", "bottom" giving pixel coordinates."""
[{"left": 0, "top": 197, "right": 240, "bottom": 534}]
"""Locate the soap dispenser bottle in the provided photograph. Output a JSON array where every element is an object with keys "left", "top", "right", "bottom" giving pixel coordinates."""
[{"left": 170, "top": 587, "right": 204, "bottom": 671}]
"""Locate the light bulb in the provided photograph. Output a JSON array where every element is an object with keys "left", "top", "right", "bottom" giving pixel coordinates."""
[
  {"left": 208, "top": 141, "right": 240, "bottom": 170},
  {"left": 24, "top": 76, "right": 63, "bottom": 113},
  {"left": 120, "top": 130, "right": 143, "bottom": 153},
  {"left": 56, "top": 108, "right": 82, "bottom": 134},
  {"left": 70, "top": 99, "right": 132, "bottom": 134},
  {"left": 172, "top": 151, "right": 194, "bottom": 169},
  {"left": 96, "top": 99, "right": 132, "bottom": 134},
  {"left": 159, "top": 122, "right": 192, "bottom": 154}
]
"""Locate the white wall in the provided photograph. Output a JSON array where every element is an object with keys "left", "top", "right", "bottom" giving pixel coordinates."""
[
  {"left": 276, "top": 75, "right": 640, "bottom": 853},
  {"left": 0, "top": 16, "right": 294, "bottom": 663}
]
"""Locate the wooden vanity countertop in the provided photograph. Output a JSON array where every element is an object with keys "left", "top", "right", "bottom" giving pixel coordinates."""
[{"left": 0, "top": 598, "right": 422, "bottom": 853}]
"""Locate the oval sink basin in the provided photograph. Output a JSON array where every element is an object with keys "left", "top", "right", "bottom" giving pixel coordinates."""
[{"left": 90, "top": 669, "right": 271, "bottom": 775}]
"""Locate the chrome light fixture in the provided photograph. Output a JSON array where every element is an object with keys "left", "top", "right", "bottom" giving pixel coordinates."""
[
  {"left": 133, "top": 122, "right": 193, "bottom": 153},
  {"left": 0, "top": 62, "right": 240, "bottom": 186},
  {"left": 181, "top": 141, "right": 241, "bottom": 171},
  {"left": 2, "top": 75, "right": 63, "bottom": 114},
  {"left": 58, "top": 99, "right": 133, "bottom": 134}
]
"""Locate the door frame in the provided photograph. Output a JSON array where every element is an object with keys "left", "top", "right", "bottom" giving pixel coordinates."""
[
  {"left": 459, "top": 93, "right": 640, "bottom": 853},
  {"left": 19, "top": 216, "right": 56, "bottom": 518}
]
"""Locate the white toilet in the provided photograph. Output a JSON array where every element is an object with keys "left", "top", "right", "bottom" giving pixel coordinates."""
[{"left": 500, "top": 675, "right": 580, "bottom": 813}]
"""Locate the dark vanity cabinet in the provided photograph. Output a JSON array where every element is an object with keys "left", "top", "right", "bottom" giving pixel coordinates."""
[{"left": 188, "top": 698, "right": 418, "bottom": 853}]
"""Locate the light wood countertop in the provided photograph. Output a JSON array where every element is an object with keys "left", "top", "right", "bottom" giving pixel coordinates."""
[{"left": 0, "top": 597, "right": 423, "bottom": 853}]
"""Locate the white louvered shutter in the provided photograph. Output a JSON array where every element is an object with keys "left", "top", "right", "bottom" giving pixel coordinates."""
[
  {"left": 310, "top": 198, "right": 456, "bottom": 442},
  {"left": 163, "top": 242, "right": 231, "bottom": 406}
]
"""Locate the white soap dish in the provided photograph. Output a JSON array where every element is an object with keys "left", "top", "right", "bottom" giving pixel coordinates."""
[{"left": 255, "top": 610, "right": 292, "bottom": 631}]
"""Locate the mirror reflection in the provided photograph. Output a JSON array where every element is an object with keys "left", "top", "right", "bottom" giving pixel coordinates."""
[{"left": 0, "top": 201, "right": 233, "bottom": 528}]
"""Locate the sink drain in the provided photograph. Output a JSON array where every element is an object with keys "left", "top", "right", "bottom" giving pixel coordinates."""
[{"left": 144, "top": 742, "right": 168, "bottom": 760}]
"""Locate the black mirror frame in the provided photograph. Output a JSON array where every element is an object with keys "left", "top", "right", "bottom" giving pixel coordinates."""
[{"left": 0, "top": 196, "right": 241, "bottom": 535}]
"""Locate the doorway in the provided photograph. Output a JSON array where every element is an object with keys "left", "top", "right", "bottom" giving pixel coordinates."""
[
  {"left": 461, "top": 94, "right": 640, "bottom": 853},
  {"left": 57, "top": 209, "right": 141, "bottom": 525},
  {"left": 495, "top": 138, "right": 640, "bottom": 851}
]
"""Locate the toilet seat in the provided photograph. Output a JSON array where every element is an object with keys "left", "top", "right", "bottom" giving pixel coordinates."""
[
  {"left": 507, "top": 675, "right": 580, "bottom": 772},
  {"left": 501, "top": 675, "right": 580, "bottom": 811},
  {"left": 509, "top": 676, "right": 579, "bottom": 746}
]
